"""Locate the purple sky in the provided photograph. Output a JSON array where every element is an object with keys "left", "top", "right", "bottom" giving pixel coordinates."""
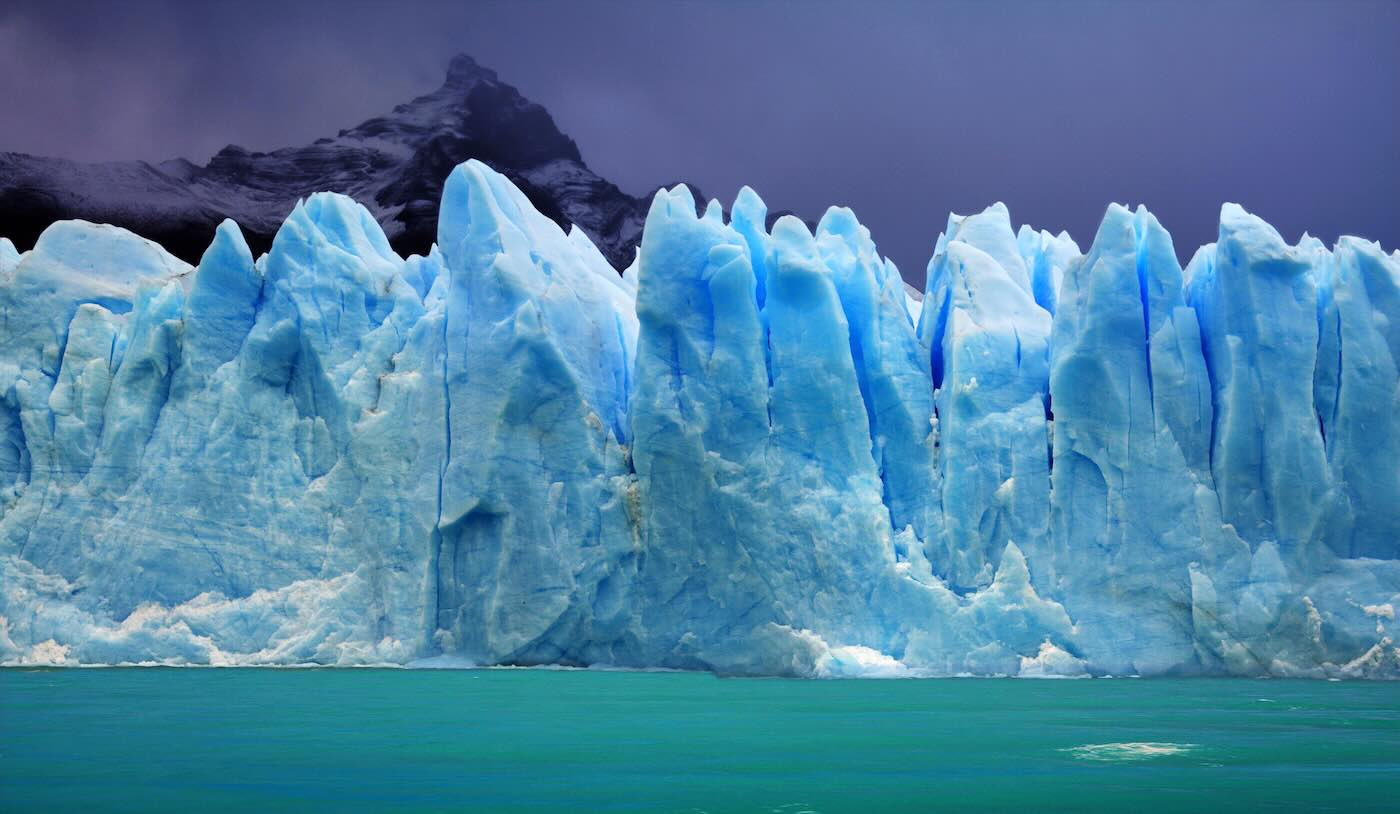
[{"left": 1, "top": 0, "right": 1397, "bottom": 277}]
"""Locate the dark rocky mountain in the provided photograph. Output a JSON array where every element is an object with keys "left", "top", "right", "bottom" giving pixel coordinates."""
[{"left": 0, "top": 55, "right": 685, "bottom": 269}]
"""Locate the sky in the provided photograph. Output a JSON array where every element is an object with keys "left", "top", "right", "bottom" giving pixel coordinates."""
[{"left": 1, "top": 0, "right": 1397, "bottom": 278}]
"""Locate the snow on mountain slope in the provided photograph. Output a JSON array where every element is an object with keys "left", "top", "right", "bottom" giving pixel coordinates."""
[{"left": 1, "top": 160, "right": 1398, "bottom": 678}]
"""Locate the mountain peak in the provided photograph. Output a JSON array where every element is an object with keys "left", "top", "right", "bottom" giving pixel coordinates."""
[
  {"left": 444, "top": 53, "right": 497, "bottom": 86},
  {"left": 0, "top": 53, "right": 655, "bottom": 269}
]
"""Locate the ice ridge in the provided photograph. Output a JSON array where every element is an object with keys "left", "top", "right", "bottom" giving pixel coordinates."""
[{"left": 2, "top": 161, "right": 1398, "bottom": 678}]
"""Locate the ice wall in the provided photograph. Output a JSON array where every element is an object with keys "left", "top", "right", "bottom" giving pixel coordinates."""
[{"left": 2, "top": 161, "right": 1397, "bottom": 677}]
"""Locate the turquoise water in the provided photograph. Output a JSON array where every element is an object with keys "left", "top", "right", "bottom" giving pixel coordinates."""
[{"left": 2, "top": 669, "right": 1398, "bottom": 812}]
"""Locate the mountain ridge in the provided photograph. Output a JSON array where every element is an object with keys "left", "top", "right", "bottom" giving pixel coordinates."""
[{"left": 0, "top": 54, "right": 677, "bottom": 269}]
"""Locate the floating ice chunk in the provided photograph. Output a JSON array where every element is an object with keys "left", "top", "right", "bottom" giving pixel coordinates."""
[{"left": 1063, "top": 743, "right": 1197, "bottom": 761}]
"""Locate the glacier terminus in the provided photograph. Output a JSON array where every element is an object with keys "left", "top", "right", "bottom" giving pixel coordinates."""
[{"left": 2, "top": 160, "right": 1398, "bottom": 678}]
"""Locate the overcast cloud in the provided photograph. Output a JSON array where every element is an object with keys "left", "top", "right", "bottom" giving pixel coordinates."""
[{"left": 2, "top": 0, "right": 1396, "bottom": 276}]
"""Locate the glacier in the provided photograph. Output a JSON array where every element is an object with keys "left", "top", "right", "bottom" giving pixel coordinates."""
[{"left": 2, "top": 160, "right": 1398, "bottom": 678}]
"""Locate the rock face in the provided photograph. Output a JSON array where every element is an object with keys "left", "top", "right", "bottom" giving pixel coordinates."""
[
  {"left": 1, "top": 160, "right": 1398, "bottom": 679},
  {"left": 0, "top": 55, "right": 651, "bottom": 270}
]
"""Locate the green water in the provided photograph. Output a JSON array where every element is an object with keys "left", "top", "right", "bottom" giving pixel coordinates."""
[{"left": 2, "top": 669, "right": 1398, "bottom": 812}]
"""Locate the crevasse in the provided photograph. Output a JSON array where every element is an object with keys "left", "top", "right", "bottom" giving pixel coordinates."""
[{"left": 1, "top": 161, "right": 1397, "bottom": 678}]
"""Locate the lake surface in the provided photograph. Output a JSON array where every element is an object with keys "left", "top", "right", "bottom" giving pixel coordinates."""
[{"left": 2, "top": 669, "right": 1398, "bottom": 812}]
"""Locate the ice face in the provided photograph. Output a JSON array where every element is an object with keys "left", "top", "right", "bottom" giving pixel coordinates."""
[
  {"left": 1314, "top": 237, "right": 1400, "bottom": 560},
  {"left": 918, "top": 204, "right": 1053, "bottom": 591},
  {"left": 2, "top": 160, "right": 1398, "bottom": 678},
  {"left": 1047, "top": 204, "right": 1235, "bottom": 674},
  {"left": 432, "top": 161, "right": 637, "bottom": 665},
  {"left": 0, "top": 238, "right": 20, "bottom": 275},
  {"left": 818, "top": 207, "right": 942, "bottom": 565},
  {"left": 1187, "top": 204, "right": 1333, "bottom": 557}
]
